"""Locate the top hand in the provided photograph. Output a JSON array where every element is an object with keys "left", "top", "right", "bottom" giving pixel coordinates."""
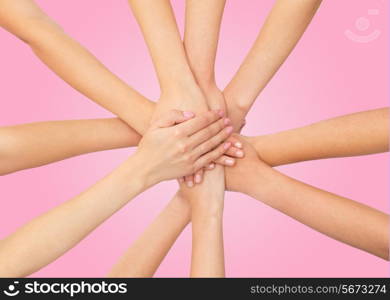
[{"left": 134, "top": 109, "right": 234, "bottom": 187}]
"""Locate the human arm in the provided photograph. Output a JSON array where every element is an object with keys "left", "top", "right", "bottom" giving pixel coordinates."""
[
  {"left": 184, "top": 0, "right": 226, "bottom": 111},
  {"left": 128, "top": 0, "right": 207, "bottom": 113},
  {"left": 186, "top": 173, "right": 225, "bottom": 277},
  {"left": 181, "top": 1, "right": 226, "bottom": 276},
  {"left": 0, "top": 153, "right": 152, "bottom": 277},
  {"left": 0, "top": 115, "right": 242, "bottom": 176},
  {"left": 0, "top": 0, "right": 153, "bottom": 134},
  {"left": 0, "top": 118, "right": 141, "bottom": 176},
  {"left": 108, "top": 192, "right": 191, "bottom": 277},
  {"left": 108, "top": 137, "right": 243, "bottom": 278},
  {"left": 247, "top": 107, "right": 389, "bottom": 167},
  {"left": 223, "top": 0, "right": 322, "bottom": 130},
  {"left": 2, "top": 106, "right": 384, "bottom": 176},
  {"left": 128, "top": 0, "right": 213, "bottom": 185},
  {"left": 0, "top": 110, "right": 233, "bottom": 277},
  {"left": 226, "top": 137, "right": 389, "bottom": 260}
]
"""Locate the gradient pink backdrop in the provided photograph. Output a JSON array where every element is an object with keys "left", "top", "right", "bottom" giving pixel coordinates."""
[{"left": 0, "top": 0, "right": 388, "bottom": 277}]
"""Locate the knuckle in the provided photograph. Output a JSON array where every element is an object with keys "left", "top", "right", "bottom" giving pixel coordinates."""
[
  {"left": 199, "top": 115, "right": 209, "bottom": 125},
  {"left": 174, "top": 128, "right": 182, "bottom": 137},
  {"left": 177, "top": 141, "right": 188, "bottom": 153}
]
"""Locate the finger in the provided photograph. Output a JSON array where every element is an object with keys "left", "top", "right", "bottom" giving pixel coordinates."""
[
  {"left": 152, "top": 110, "right": 195, "bottom": 129},
  {"left": 175, "top": 109, "right": 224, "bottom": 136},
  {"left": 194, "top": 168, "right": 203, "bottom": 184},
  {"left": 225, "top": 146, "right": 244, "bottom": 158},
  {"left": 187, "top": 117, "right": 230, "bottom": 148},
  {"left": 214, "top": 155, "right": 236, "bottom": 167},
  {"left": 206, "top": 162, "right": 216, "bottom": 170},
  {"left": 185, "top": 174, "right": 194, "bottom": 188},
  {"left": 191, "top": 125, "right": 233, "bottom": 158},
  {"left": 226, "top": 134, "right": 243, "bottom": 149},
  {"left": 194, "top": 142, "right": 232, "bottom": 170}
]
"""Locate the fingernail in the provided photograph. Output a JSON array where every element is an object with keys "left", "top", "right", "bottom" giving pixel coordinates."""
[
  {"left": 179, "top": 177, "right": 184, "bottom": 183},
  {"left": 216, "top": 109, "right": 225, "bottom": 117},
  {"left": 183, "top": 111, "right": 195, "bottom": 118},
  {"left": 225, "top": 158, "right": 235, "bottom": 166},
  {"left": 225, "top": 126, "right": 233, "bottom": 134},
  {"left": 195, "top": 174, "right": 202, "bottom": 183},
  {"left": 208, "top": 163, "right": 215, "bottom": 169},
  {"left": 235, "top": 142, "right": 242, "bottom": 148},
  {"left": 224, "top": 118, "right": 231, "bottom": 125},
  {"left": 236, "top": 150, "right": 244, "bottom": 157},
  {"left": 187, "top": 180, "right": 194, "bottom": 188},
  {"left": 224, "top": 142, "right": 232, "bottom": 150}
]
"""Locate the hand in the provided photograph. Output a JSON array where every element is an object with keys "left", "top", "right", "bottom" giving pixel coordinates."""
[
  {"left": 135, "top": 109, "right": 234, "bottom": 186},
  {"left": 155, "top": 85, "right": 244, "bottom": 187},
  {"left": 225, "top": 134, "right": 271, "bottom": 192},
  {"left": 154, "top": 86, "right": 209, "bottom": 120}
]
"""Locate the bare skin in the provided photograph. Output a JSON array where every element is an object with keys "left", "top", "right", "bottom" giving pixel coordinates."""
[
  {"left": 0, "top": 0, "right": 152, "bottom": 134},
  {"left": 2, "top": 0, "right": 385, "bottom": 278},
  {"left": 128, "top": 0, "right": 227, "bottom": 277},
  {"left": 0, "top": 110, "right": 234, "bottom": 277},
  {"left": 1, "top": 108, "right": 386, "bottom": 175},
  {"left": 224, "top": 0, "right": 323, "bottom": 130},
  {"left": 225, "top": 137, "right": 389, "bottom": 261},
  {"left": 109, "top": 108, "right": 389, "bottom": 277}
]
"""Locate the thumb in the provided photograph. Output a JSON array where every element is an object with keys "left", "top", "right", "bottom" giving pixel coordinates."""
[{"left": 152, "top": 110, "right": 195, "bottom": 128}]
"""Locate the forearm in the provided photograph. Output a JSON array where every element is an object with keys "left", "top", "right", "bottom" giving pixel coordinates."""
[
  {"left": 183, "top": 0, "right": 226, "bottom": 114},
  {"left": 191, "top": 213, "right": 225, "bottom": 277},
  {"left": 0, "top": 155, "right": 148, "bottom": 277},
  {"left": 0, "top": 0, "right": 153, "bottom": 133},
  {"left": 108, "top": 193, "right": 191, "bottom": 277},
  {"left": 242, "top": 164, "right": 389, "bottom": 260},
  {"left": 189, "top": 174, "right": 225, "bottom": 277},
  {"left": 0, "top": 118, "right": 141, "bottom": 175},
  {"left": 128, "top": 0, "right": 196, "bottom": 94},
  {"left": 224, "top": 0, "right": 322, "bottom": 112},
  {"left": 248, "top": 108, "right": 389, "bottom": 166},
  {"left": 184, "top": 0, "right": 226, "bottom": 88}
]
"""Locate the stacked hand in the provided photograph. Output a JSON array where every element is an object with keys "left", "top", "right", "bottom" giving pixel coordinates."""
[
  {"left": 1, "top": 0, "right": 388, "bottom": 281},
  {"left": 134, "top": 109, "right": 236, "bottom": 187}
]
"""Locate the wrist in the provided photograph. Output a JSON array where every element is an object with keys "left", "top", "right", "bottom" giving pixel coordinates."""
[
  {"left": 193, "top": 72, "right": 217, "bottom": 91},
  {"left": 167, "top": 191, "right": 192, "bottom": 220},
  {"left": 159, "top": 70, "right": 199, "bottom": 97},
  {"left": 223, "top": 88, "right": 251, "bottom": 114},
  {"left": 191, "top": 206, "right": 223, "bottom": 223},
  {"left": 119, "top": 154, "right": 156, "bottom": 192},
  {"left": 243, "top": 163, "right": 280, "bottom": 199},
  {"left": 245, "top": 134, "right": 281, "bottom": 167},
  {"left": 223, "top": 92, "right": 249, "bottom": 132},
  {"left": 190, "top": 198, "right": 224, "bottom": 220}
]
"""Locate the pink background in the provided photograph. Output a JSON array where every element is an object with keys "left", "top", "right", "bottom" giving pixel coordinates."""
[{"left": 0, "top": 0, "right": 388, "bottom": 277}]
